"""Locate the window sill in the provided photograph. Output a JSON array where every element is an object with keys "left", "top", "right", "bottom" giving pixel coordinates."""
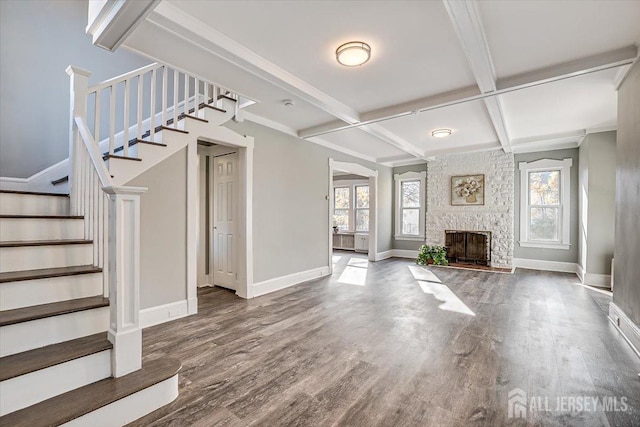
[
  {"left": 519, "top": 241, "right": 571, "bottom": 250},
  {"left": 394, "top": 235, "right": 425, "bottom": 242}
]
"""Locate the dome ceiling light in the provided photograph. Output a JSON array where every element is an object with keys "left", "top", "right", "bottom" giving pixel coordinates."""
[
  {"left": 432, "top": 129, "right": 452, "bottom": 138},
  {"left": 336, "top": 41, "right": 371, "bottom": 67}
]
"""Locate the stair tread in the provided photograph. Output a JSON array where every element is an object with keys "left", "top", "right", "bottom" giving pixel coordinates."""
[
  {"left": 200, "top": 104, "right": 227, "bottom": 113},
  {"left": 217, "top": 94, "right": 237, "bottom": 102},
  {"left": 0, "top": 358, "right": 181, "bottom": 427},
  {"left": 51, "top": 176, "right": 69, "bottom": 186},
  {"left": 0, "top": 265, "right": 102, "bottom": 283},
  {"left": 0, "top": 190, "right": 68, "bottom": 197},
  {"left": 160, "top": 125, "right": 189, "bottom": 134},
  {"left": 0, "top": 296, "right": 109, "bottom": 327},
  {"left": 0, "top": 332, "right": 111, "bottom": 381},
  {"left": 0, "top": 239, "right": 92, "bottom": 248},
  {"left": 0, "top": 214, "right": 83, "bottom": 219},
  {"left": 182, "top": 114, "right": 209, "bottom": 123},
  {"left": 103, "top": 154, "right": 142, "bottom": 162}
]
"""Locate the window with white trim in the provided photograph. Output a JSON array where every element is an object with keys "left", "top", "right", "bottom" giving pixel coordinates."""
[
  {"left": 519, "top": 158, "right": 572, "bottom": 250},
  {"left": 355, "top": 185, "right": 369, "bottom": 232},
  {"left": 394, "top": 171, "right": 426, "bottom": 240},
  {"left": 333, "top": 182, "right": 369, "bottom": 232},
  {"left": 333, "top": 186, "right": 350, "bottom": 231}
]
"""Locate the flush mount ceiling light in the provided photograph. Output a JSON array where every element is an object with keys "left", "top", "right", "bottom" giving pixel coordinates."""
[
  {"left": 431, "top": 129, "right": 452, "bottom": 138},
  {"left": 336, "top": 41, "right": 371, "bottom": 67}
]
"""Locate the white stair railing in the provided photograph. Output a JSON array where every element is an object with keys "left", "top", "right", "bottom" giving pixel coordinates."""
[
  {"left": 85, "top": 62, "right": 240, "bottom": 158},
  {"left": 66, "top": 62, "right": 242, "bottom": 378}
]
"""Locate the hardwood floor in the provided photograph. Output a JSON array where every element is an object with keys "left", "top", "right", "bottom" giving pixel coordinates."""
[{"left": 130, "top": 253, "right": 640, "bottom": 426}]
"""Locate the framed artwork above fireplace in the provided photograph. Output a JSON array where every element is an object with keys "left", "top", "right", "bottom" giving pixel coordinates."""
[{"left": 451, "top": 174, "right": 485, "bottom": 206}]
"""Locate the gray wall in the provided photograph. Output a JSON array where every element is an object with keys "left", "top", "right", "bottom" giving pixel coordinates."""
[
  {"left": 224, "top": 120, "right": 392, "bottom": 283},
  {"left": 514, "top": 148, "right": 580, "bottom": 263},
  {"left": 579, "top": 132, "right": 616, "bottom": 276},
  {"left": 392, "top": 163, "right": 428, "bottom": 251},
  {"left": 614, "top": 60, "right": 640, "bottom": 327},
  {"left": 0, "top": 0, "right": 150, "bottom": 178},
  {"left": 128, "top": 149, "right": 188, "bottom": 309}
]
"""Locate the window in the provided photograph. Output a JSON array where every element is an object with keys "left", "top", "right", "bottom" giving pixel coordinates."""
[
  {"left": 519, "top": 158, "right": 572, "bottom": 249},
  {"left": 333, "top": 186, "right": 350, "bottom": 231},
  {"left": 333, "top": 182, "right": 370, "bottom": 232},
  {"left": 394, "top": 171, "right": 426, "bottom": 240},
  {"left": 355, "top": 185, "right": 369, "bottom": 232}
]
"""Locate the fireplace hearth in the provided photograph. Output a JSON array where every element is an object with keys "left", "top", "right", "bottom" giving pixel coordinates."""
[{"left": 445, "top": 230, "right": 491, "bottom": 266}]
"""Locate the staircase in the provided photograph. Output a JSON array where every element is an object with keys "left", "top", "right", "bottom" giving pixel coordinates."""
[{"left": 0, "top": 63, "right": 244, "bottom": 425}]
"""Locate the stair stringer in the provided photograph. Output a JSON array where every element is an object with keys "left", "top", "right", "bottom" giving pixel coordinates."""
[{"left": 108, "top": 98, "right": 237, "bottom": 186}]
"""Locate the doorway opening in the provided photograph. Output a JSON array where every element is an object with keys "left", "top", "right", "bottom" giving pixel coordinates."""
[
  {"left": 195, "top": 129, "right": 254, "bottom": 299},
  {"left": 328, "top": 159, "right": 378, "bottom": 275}
]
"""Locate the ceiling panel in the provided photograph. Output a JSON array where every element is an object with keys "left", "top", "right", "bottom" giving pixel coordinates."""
[
  {"left": 378, "top": 100, "right": 499, "bottom": 153},
  {"left": 171, "top": 0, "right": 478, "bottom": 113},
  {"left": 478, "top": 0, "right": 640, "bottom": 78},
  {"left": 500, "top": 67, "right": 619, "bottom": 141}
]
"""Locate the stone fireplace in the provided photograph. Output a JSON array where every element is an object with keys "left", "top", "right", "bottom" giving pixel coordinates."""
[{"left": 425, "top": 151, "right": 514, "bottom": 268}]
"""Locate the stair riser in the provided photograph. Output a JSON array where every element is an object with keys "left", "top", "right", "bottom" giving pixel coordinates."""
[
  {"left": 0, "top": 273, "right": 103, "bottom": 311},
  {"left": 61, "top": 373, "right": 179, "bottom": 427},
  {"left": 0, "top": 350, "right": 111, "bottom": 416},
  {"left": 0, "top": 193, "right": 69, "bottom": 216},
  {"left": 0, "top": 218, "right": 84, "bottom": 241},
  {"left": 0, "top": 307, "right": 109, "bottom": 357},
  {"left": 0, "top": 244, "right": 93, "bottom": 273}
]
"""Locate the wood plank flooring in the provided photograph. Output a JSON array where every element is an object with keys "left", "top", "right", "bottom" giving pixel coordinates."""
[{"left": 129, "top": 253, "right": 640, "bottom": 426}]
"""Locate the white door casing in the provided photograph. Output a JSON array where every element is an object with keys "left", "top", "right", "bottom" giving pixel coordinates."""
[{"left": 213, "top": 153, "right": 238, "bottom": 290}]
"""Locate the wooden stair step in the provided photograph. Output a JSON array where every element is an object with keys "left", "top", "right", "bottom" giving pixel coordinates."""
[
  {"left": 182, "top": 114, "right": 209, "bottom": 123},
  {"left": 217, "top": 94, "right": 237, "bottom": 102},
  {"left": 0, "top": 332, "right": 111, "bottom": 381},
  {"left": 0, "top": 358, "right": 181, "bottom": 427},
  {"left": 0, "top": 190, "right": 68, "bottom": 198},
  {"left": 160, "top": 125, "right": 189, "bottom": 134},
  {"left": 200, "top": 103, "right": 226, "bottom": 113},
  {"left": 111, "top": 139, "right": 167, "bottom": 155},
  {"left": 51, "top": 176, "right": 69, "bottom": 186},
  {"left": 0, "top": 265, "right": 102, "bottom": 283},
  {"left": 0, "top": 296, "right": 109, "bottom": 327},
  {"left": 0, "top": 214, "right": 83, "bottom": 219},
  {"left": 0, "top": 239, "right": 92, "bottom": 248},
  {"left": 103, "top": 154, "right": 142, "bottom": 162}
]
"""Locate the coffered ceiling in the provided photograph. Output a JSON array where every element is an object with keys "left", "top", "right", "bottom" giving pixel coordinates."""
[{"left": 120, "top": 0, "right": 640, "bottom": 165}]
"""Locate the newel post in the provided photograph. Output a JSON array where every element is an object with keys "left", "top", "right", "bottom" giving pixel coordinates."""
[
  {"left": 104, "top": 185, "right": 147, "bottom": 377},
  {"left": 66, "top": 65, "right": 92, "bottom": 216}
]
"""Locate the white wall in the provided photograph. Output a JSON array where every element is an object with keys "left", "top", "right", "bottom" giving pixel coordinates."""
[
  {"left": 128, "top": 149, "right": 188, "bottom": 309},
  {"left": 223, "top": 119, "right": 393, "bottom": 284},
  {"left": 426, "top": 151, "right": 514, "bottom": 268},
  {"left": 0, "top": 0, "right": 150, "bottom": 178},
  {"left": 578, "top": 132, "right": 616, "bottom": 279}
]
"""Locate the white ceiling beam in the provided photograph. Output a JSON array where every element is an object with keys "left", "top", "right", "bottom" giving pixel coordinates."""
[
  {"left": 299, "top": 46, "right": 636, "bottom": 139},
  {"left": 148, "top": 2, "right": 428, "bottom": 160},
  {"left": 497, "top": 46, "right": 638, "bottom": 91},
  {"left": 442, "top": 0, "right": 512, "bottom": 153}
]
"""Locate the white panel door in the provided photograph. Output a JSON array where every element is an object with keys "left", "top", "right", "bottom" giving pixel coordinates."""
[{"left": 213, "top": 153, "right": 238, "bottom": 290}]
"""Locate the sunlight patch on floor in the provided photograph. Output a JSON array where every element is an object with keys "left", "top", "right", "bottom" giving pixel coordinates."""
[
  {"left": 338, "top": 258, "right": 369, "bottom": 286},
  {"left": 409, "top": 265, "right": 475, "bottom": 316},
  {"left": 332, "top": 255, "right": 343, "bottom": 265},
  {"left": 418, "top": 281, "right": 475, "bottom": 316}
]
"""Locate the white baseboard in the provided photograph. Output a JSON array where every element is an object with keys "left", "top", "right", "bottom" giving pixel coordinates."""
[
  {"left": 140, "top": 300, "right": 190, "bottom": 329},
  {"left": 252, "top": 266, "right": 330, "bottom": 298},
  {"left": 583, "top": 273, "right": 612, "bottom": 288},
  {"left": 375, "top": 250, "right": 393, "bottom": 261},
  {"left": 609, "top": 302, "right": 640, "bottom": 359},
  {"left": 513, "top": 258, "right": 578, "bottom": 274}
]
